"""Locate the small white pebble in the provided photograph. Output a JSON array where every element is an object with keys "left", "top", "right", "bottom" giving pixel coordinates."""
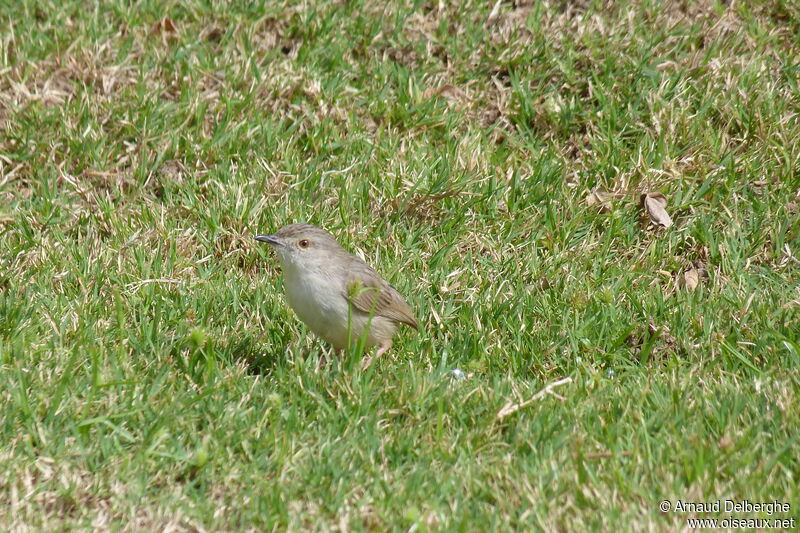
[{"left": 448, "top": 368, "right": 465, "bottom": 380}]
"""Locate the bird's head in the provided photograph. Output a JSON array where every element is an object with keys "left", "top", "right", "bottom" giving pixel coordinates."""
[{"left": 256, "top": 223, "right": 344, "bottom": 271}]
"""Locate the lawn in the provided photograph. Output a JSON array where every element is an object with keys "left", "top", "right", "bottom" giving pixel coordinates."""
[{"left": 1, "top": 0, "right": 799, "bottom": 530}]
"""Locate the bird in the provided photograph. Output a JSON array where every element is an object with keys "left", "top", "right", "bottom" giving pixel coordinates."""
[{"left": 256, "top": 224, "right": 418, "bottom": 369}]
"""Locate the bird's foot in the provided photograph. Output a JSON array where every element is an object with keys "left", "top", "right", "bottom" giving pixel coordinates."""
[{"left": 361, "top": 339, "right": 392, "bottom": 370}]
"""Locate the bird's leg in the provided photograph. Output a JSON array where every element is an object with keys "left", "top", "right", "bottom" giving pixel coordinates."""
[
  {"left": 318, "top": 348, "right": 343, "bottom": 371},
  {"left": 361, "top": 339, "right": 392, "bottom": 370},
  {"left": 317, "top": 350, "right": 330, "bottom": 370}
]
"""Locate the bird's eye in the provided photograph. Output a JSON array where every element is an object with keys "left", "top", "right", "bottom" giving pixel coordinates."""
[{"left": 298, "top": 239, "right": 310, "bottom": 248}]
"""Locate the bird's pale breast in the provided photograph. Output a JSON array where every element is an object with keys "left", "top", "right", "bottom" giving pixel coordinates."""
[{"left": 283, "top": 264, "right": 394, "bottom": 350}]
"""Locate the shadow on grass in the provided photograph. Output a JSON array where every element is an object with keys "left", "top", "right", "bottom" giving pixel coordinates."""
[
  {"left": 226, "top": 335, "right": 286, "bottom": 377},
  {"left": 166, "top": 330, "right": 287, "bottom": 381}
]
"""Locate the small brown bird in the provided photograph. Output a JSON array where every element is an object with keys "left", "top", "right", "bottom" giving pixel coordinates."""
[{"left": 256, "top": 224, "right": 418, "bottom": 368}]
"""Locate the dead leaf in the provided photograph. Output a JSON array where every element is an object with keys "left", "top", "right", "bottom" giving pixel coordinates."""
[
  {"left": 682, "top": 268, "right": 700, "bottom": 291},
  {"left": 586, "top": 187, "right": 612, "bottom": 211},
  {"left": 150, "top": 18, "right": 178, "bottom": 36},
  {"left": 423, "top": 84, "right": 471, "bottom": 103},
  {"left": 640, "top": 192, "right": 673, "bottom": 228},
  {"left": 586, "top": 187, "right": 626, "bottom": 212},
  {"left": 718, "top": 434, "right": 734, "bottom": 450},
  {"left": 679, "top": 263, "right": 707, "bottom": 291}
]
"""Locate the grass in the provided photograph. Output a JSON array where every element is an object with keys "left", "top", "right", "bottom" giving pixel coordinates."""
[{"left": 1, "top": 0, "right": 799, "bottom": 530}]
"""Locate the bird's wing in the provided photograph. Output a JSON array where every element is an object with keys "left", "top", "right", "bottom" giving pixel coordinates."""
[{"left": 343, "top": 257, "right": 418, "bottom": 330}]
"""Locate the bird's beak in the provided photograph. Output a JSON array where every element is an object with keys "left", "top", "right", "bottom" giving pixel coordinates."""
[{"left": 255, "top": 234, "right": 283, "bottom": 246}]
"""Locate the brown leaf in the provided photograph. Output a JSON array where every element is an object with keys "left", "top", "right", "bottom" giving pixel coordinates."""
[
  {"left": 640, "top": 192, "right": 673, "bottom": 228},
  {"left": 586, "top": 187, "right": 611, "bottom": 211},
  {"left": 682, "top": 268, "right": 700, "bottom": 291},
  {"left": 150, "top": 18, "right": 178, "bottom": 35},
  {"left": 586, "top": 187, "right": 626, "bottom": 212},
  {"left": 678, "top": 263, "right": 707, "bottom": 291}
]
